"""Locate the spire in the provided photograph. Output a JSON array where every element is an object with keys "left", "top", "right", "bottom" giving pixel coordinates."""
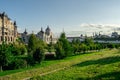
[
  {"left": 14, "top": 21, "right": 16, "bottom": 26},
  {"left": 24, "top": 28, "right": 28, "bottom": 34},
  {"left": 2, "top": 12, "right": 5, "bottom": 16},
  {"left": 1, "top": 12, "right": 5, "bottom": 19},
  {"left": 41, "top": 27, "right": 43, "bottom": 31},
  {"left": 46, "top": 25, "right": 50, "bottom": 31},
  {"left": 45, "top": 25, "right": 51, "bottom": 35},
  {"left": 40, "top": 27, "right": 44, "bottom": 33},
  {"left": 47, "top": 25, "right": 49, "bottom": 28}
]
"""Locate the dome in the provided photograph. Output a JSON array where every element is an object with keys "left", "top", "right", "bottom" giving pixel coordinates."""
[
  {"left": 46, "top": 26, "right": 51, "bottom": 31},
  {"left": 45, "top": 26, "right": 51, "bottom": 35}
]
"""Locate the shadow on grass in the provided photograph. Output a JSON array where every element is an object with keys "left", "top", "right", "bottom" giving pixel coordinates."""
[
  {"left": 77, "top": 71, "right": 120, "bottom": 80},
  {"left": 74, "top": 56, "right": 120, "bottom": 67}
]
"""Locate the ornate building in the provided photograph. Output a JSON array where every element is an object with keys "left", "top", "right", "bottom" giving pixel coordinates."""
[
  {"left": 0, "top": 12, "right": 18, "bottom": 44},
  {"left": 36, "top": 26, "right": 53, "bottom": 44},
  {"left": 21, "top": 29, "right": 29, "bottom": 44},
  {"left": 21, "top": 26, "right": 57, "bottom": 44}
]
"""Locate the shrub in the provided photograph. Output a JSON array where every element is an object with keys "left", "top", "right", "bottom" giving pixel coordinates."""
[
  {"left": 8, "top": 59, "right": 27, "bottom": 69},
  {"left": 33, "top": 47, "right": 45, "bottom": 64},
  {"left": 27, "top": 54, "right": 35, "bottom": 66}
]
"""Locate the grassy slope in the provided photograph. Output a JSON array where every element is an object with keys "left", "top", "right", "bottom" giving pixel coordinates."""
[
  {"left": 0, "top": 49, "right": 120, "bottom": 80},
  {"left": 31, "top": 49, "right": 120, "bottom": 80}
]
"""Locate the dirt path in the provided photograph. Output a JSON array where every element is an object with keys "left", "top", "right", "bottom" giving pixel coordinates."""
[{"left": 23, "top": 67, "right": 68, "bottom": 80}]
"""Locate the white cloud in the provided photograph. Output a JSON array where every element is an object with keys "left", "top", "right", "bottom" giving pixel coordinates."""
[{"left": 66, "top": 23, "right": 120, "bottom": 37}]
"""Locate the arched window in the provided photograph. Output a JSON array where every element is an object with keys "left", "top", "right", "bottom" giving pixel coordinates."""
[
  {"left": 5, "top": 37, "right": 7, "bottom": 41},
  {"left": 1, "top": 36, "right": 3, "bottom": 41},
  {"left": 11, "top": 37, "right": 12, "bottom": 41}
]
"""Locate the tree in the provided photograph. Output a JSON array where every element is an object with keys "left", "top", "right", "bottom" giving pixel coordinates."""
[
  {"left": 0, "top": 42, "right": 11, "bottom": 71},
  {"left": 84, "top": 37, "right": 94, "bottom": 46},
  {"left": 55, "top": 32, "right": 73, "bottom": 59},
  {"left": 72, "top": 38, "right": 80, "bottom": 54},
  {"left": 80, "top": 43, "right": 87, "bottom": 53},
  {"left": 107, "top": 43, "right": 115, "bottom": 49},
  {"left": 28, "top": 34, "right": 38, "bottom": 53},
  {"left": 27, "top": 34, "right": 46, "bottom": 65},
  {"left": 60, "top": 32, "right": 66, "bottom": 39},
  {"left": 33, "top": 47, "right": 45, "bottom": 63},
  {"left": 20, "top": 44, "right": 27, "bottom": 55},
  {"left": 47, "top": 42, "right": 55, "bottom": 52},
  {"left": 11, "top": 44, "right": 27, "bottom": 56},
  {"left": 55, "top": 41, "right": 65, "bottom": 59},
  {"left": 28, "top": 34, "right": 46, "bottom": 53}
]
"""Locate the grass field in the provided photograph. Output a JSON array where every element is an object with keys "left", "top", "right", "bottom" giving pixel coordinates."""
[
  {"left": 0, "top": 49, "right": 120, "bottom": 80},
  {"left": 31, "top": 49, "right": 120, "bottom": 80}
]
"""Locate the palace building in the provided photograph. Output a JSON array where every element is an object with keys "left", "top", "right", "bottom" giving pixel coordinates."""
[
  {"left": 21, "top": 26, "right": 57, "bottom": 44},
  {"left": 0, "top": 12, "right": 18, "bottom": 44}
]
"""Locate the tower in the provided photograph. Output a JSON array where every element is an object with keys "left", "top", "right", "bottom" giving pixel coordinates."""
[
  {"left": 14, "top": 21, "right": 17, "bottom": 38},
  {"left": 24, "top": 28, "right": 28, "bottom": 35},
  {"left": 45, "top": 25, "right": 51, "bottom": 35}
]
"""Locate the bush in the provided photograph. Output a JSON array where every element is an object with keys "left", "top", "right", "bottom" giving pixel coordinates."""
[
  {"left": 8, "top": 59, "right": 27, "bottom": 69},
  {"left": 27, "top": 54, "right": 35, "bottom": 66},
  {"left": 20, "top": 45, "right": 27, "bottom": 55},
  {"left": 11, "top": 44, "right": 27, "bottom": 56},
  {"left": 12, "top": 47, "right": 21, "bottom": 55},
  {"left": 33, "top": 47, "right": 45, "bottom": 64}
]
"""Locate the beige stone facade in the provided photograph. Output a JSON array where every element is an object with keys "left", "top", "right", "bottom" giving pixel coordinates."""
[{"left": 0, "top": 12, "right": 17, "bottom": 44}]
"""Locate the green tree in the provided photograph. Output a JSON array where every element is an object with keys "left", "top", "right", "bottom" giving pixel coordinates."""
[
  {"left": 28, "top": 34, "right": 46, "bottom": 53},
  {"left": 11, "top": 44, "right": 27, "bottom": 56},
  {"left": 0, "top": 42, "right": 11, "bottom": 71},
  {"left": 72, "top": 38, "right": 80, "bottom": 54},
  {"left": 11, "top": 45, "right": 21, "bottom": 56},
  {"left": 20, "top": 44, "right": 27, "bottom": 55},
  {"left": 33, "top": 47, "right": 45, "bottom": 63},
  {"left": 47, "top": 42, "right": 55, "bottom": 52},
  {"left": 84, "top": 37, "right": 94, "bottom": 46},
  {"left": 80, "top": 43, "right": 87, "bottom": 53},
  {"left": 55, "top": 32, "right": 73, "bottom": 59},
  {"left": 107, "top": 43, "right": 115, "bottom": 49},
  {"left": 27, "top": 34, "right": 46, "bottom": 65},
  {"left": 28, "top": 34, "right": 38, "bottom": 53},
  {"left": 61, "top": 33, "right": 73, "bottom": 56},
  {"left": 55, "top": 41, "right": 65, "bottom": 59}
]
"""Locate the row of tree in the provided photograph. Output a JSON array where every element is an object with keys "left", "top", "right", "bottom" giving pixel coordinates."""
[
  {"left": 0, "top": 32, "right": 120, "bottom": 71},
  {"left": 55, "top": 32, "right": 120, "bottom": 59}
]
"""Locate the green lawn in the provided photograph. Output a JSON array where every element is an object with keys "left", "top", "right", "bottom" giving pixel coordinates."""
[
  {"left": 0, "top": 49, "right": 120, "bottom": 80},
  {"left": 31, "top": 49, "right": 120, "bottom": 80}
]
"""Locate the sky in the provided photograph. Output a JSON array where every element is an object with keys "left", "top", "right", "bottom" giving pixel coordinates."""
[{"left": 1, "top": 0, "right": 120, "bottom": 37}]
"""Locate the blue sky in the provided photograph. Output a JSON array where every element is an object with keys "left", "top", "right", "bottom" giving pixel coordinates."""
[{"left": 1, "top": 0, "right": 120, "bottom": 36}]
